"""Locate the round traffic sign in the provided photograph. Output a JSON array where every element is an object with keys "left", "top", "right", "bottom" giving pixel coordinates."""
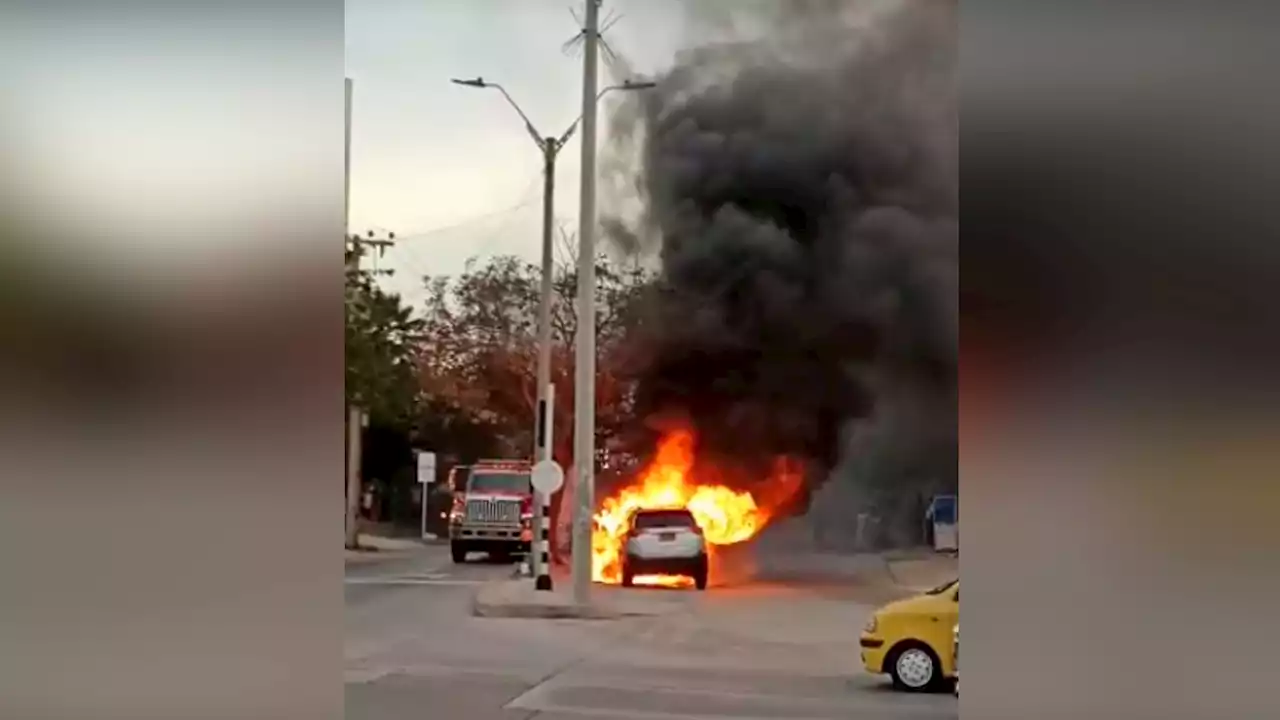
[{"left": 531, "top": 459, "right": 565, "bottom": 494}]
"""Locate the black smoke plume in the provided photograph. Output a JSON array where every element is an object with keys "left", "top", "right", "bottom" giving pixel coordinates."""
[{"left": 608, "top": 1, "right": 956, "bottom": 546}]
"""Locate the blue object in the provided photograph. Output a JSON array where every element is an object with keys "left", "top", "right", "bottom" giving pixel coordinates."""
[{"left": 931, "top": 495, "right": 957, "bottom": 524}]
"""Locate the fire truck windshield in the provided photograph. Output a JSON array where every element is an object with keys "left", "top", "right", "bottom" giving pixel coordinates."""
[{"left": 467, "top": 471, "right": 530, "bottom": 494}]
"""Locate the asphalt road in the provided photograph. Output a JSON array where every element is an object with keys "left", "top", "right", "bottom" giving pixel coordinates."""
[{"left": 345, "top": 544, "right": 957, "bottom": 720}]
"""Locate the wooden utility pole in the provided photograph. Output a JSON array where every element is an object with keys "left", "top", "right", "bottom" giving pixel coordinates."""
[{"left": 345, "top": 230, "right": 395, "bottom": 549}]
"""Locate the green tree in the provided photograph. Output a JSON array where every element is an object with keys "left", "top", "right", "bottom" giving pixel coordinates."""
[{"left": 345, "top": 243, "right": 425, "bottom": 428}]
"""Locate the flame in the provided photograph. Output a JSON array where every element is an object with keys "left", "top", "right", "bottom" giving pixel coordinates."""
[{"left": 591, "top": 429, "right": 801, "bottom": 587}]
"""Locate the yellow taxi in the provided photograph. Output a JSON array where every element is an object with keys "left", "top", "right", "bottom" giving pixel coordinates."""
[{"left": 859, "top": 578, "right": 959, "bottom": 692}]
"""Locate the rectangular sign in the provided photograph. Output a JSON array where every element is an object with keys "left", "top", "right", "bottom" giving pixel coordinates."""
[
  {"left": 417, "top": 451, "right": 437, "bottom": 484},
  {"left": 930, "top": 495, "right": 957, "bottom": 524}
]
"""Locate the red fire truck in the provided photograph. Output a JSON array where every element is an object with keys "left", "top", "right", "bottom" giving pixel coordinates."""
[{"left": 447, "top": 459, "right": 534, "bottom": 563}]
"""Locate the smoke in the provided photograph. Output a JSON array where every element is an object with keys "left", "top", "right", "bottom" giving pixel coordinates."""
[{"left": 606, "top": 0, "right": 956, "bottom": 547}]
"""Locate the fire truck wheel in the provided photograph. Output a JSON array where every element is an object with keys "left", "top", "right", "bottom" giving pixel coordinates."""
[{"left": 450, "top": 542, "right": 468, "bottom": 564}]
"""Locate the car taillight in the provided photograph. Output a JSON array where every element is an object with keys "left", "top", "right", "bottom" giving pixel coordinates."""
[{"left": 691, "top": 525, "right": 704, "bottom": 536}]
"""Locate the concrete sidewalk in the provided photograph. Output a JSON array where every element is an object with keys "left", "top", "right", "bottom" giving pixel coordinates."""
[{"left": 344, "top": 534, "right": 438, "bottom": 564}]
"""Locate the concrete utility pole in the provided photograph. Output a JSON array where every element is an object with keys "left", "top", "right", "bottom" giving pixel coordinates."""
[
  {"left": 570, "top": 0, "right": 602, "bottom": 606},
  {"left": 345, "top": 77, "right": 360, "bottom": 550},
  {"left": 344, "top": 78, "right": 400, "bottom": 549},
  {"left": 345, "top": 406, "right": 364, "bottom": 549},
  {"left": 450, "top": 66, "right": 652, "bottom": 587},
  {"left": 345, "top": 78, "right": 353, "bottom": 233},
  {"left": 536, "top": 138, "right": 558, "bottom": 445},
  {"left": 534, "top": 385, "right": 556, "bottom": 591},
  {"left": 345, "top": 232, "right": 396, "bottom": 550},
  {"left": 345, "top": 163, "right": 394, "bottom": 556}
]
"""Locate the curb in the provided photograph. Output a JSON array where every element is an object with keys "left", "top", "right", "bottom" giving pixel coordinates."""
[{"left": 882, "top": 553, "right": 959, "bottom": 594}]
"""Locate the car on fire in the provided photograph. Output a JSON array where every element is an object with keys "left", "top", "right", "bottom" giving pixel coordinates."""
[
  {"left": 859, "top": 578, "right": 959, "bottom": 692},
  {"left": 448, "top": 460, "right": 534, "bottom": 563},
  {"left": 620, "top": 508, "right": 710, "bottom": 590}
]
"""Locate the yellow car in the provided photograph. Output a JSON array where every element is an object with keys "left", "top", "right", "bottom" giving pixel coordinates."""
[
  {"left": 952, "top": 622, "right": 959, "bottom": 696},
  {"left": 859, "top": 579, "right": 959, "bottom": 692}
]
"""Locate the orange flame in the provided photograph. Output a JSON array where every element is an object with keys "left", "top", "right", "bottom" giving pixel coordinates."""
[{"left": 591, "top": 429, "right": 802, "bottom": 587}]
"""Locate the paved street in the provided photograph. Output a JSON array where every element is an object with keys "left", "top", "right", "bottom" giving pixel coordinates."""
[{"left": 345, "top": 543, "right": 957, "bottom": 720}]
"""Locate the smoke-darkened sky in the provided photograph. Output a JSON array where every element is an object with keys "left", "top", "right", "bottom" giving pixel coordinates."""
[{"left": 608, "top": 1, "right": 956, "bottom": 514}]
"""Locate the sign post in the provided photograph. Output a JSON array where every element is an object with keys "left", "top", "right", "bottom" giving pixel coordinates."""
[
  {"left": 929, "top": 494, "right": 958, "bottom": 552},
  {"left": 530, "top": 391, "right": 564, "bottom": 592},
  {"left": 417, "top": 451, "right": 437, "bottom": 540}
]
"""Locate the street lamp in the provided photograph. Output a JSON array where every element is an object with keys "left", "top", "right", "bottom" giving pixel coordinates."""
[
  {"left": 556, "top": 79, "right": 657, "bottom": 148},
  {"left": 450, "top": 73, "right": 654, "bottom": 592},
  {"left": 449, "top": 74, "right": 654, "bottom": 437},
  {"left": 449, "top": 76, "right": 654, "bottom": 149},
  {"left": 449, "top": 77, "right": 543, "bottom": 147}
]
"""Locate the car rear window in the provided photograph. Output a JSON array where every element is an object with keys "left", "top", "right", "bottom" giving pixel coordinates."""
[{"left": 632, "top": 510, "right": 697, "bottom": 530}]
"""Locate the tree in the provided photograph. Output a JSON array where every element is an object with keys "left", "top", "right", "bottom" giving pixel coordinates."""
[
  {"left": 416, "top": 249, "right": 653, "bottom": 466},
  {"left": 553, "top": 251, "right": 654, "bottom": 462},
  {"left": 345, "top": 243, "right": 425, "bottom": 428}
]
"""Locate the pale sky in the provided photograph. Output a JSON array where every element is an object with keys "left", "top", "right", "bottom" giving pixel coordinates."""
[{"left": 345, "top": 0, "right": 694, "bottom": 309}]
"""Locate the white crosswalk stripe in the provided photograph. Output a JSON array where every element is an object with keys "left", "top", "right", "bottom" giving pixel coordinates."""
[{"left": 345, "top": 574, "right": 485, "bottom": 586}]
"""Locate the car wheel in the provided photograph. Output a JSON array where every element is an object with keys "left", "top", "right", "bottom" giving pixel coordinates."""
[
  {"left": 693, "top": 566, "right": 708, "bottom": 590},
  {"left": 888, "top": 642, "right": 942, "bottom": 692},
  {"left": 450, "top": 542, "right": 467, "bottom": 564},
  {"left": 621, "top": 564, "right": 635, "bottom": 587}
]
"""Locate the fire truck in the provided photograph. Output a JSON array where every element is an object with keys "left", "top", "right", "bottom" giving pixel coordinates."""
[{"left": 447, "top": 459, "right": 534, "bottom": 563}]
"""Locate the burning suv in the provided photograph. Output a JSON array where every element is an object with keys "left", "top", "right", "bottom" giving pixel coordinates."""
[
  {"left": 621, "top": 508, "right": 709, "bottom": 590},
  {"left": 448, "top": 460, "right": 534, "bottom": 563}
]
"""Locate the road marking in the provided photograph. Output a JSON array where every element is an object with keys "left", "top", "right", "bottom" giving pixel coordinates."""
[
  {"left": 504, "top": 666, "right": 957, "bottom": 720},
  {"left": 344, "top": 667, "right": 392, "bottom": 684},
  {"left": 506, "top": 689, "right": 954, "bottom": 720},
  {"left": 344, "top": 575, "right": 485, "bottom": 586},
  {"left": 501, "top": 702, "right": 952, "bottom": 720}
]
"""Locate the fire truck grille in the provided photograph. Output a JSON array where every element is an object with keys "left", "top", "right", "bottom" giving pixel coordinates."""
[{"left": 464, "top": 498, "right": 521, "bottom": 524}]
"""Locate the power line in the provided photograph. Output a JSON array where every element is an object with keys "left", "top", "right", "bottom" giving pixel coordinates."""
[
  {"left": 392, "top": 172, "right": 543, "bottom": 242},
  {"left": 361, "top": 171, "right": 547, "bottom": 306}
]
